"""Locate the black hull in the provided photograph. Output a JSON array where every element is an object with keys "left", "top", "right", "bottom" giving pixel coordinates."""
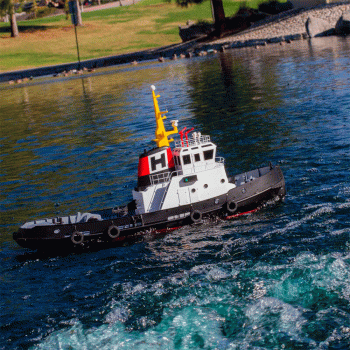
[{"left": 13, "top": 165, "right": 286, "bottom": 252}]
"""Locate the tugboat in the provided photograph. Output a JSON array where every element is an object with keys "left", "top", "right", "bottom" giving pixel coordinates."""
[{"left": 13, "top": 86, "right": 286, "bottom": 251}]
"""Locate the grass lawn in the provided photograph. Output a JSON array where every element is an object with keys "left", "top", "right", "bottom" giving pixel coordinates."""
[{"left": 0, "top": 0, "right": 267, "bottom": 72}]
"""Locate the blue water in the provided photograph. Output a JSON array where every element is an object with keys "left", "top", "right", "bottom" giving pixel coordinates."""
[{"left": 1, "top": 36, "right": 350, "bottom": 349}]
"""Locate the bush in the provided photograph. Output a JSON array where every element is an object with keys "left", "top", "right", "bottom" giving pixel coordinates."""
[
  {"left": 226, "top": 6, "right": 268, "bottom": 31},
  {"left": 258, "top": 0, "right": 293, "bottom": 15},
  {"left": 36, "top": 6, "right": 63, "bottom": 18}
]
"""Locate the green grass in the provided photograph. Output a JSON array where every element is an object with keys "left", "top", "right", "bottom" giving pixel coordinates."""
[{"left": 0, "top": 0, "right": 275, "bottom": 72}]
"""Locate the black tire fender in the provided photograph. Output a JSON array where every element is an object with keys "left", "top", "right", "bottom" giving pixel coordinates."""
[
  {"left": 226, "top": 200, "right": 237, "bottom": 214},
  {"left": 107, "top": 225, "right": 120, "bottom": 239},
  {"left": 71, "top": 231, "right": 84, "bottom": 245},
  {"left": 190, "top": 210, "right": 202, "bottom": 223}
]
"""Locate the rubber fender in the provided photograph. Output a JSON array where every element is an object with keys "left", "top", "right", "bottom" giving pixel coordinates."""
[
  {"left": 107, "top": 225, "right": 120, "bottom": 239},
  {"left": 71, "top": 231, "right": 84, "bottom": 245},
  {"left": 190, "top": 210, "right": 202, "bottom": 223},
  {"left": 226, "top": 200, "right": 238, "bottom": 214}
]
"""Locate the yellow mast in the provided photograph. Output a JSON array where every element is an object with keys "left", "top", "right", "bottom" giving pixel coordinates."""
[{"left": 151, "top": 85, "right": 178, "bottom": 148}]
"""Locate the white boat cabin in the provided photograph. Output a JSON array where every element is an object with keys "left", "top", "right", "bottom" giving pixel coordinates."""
[{"left": 132, "top": 133, "right": 236, "bottom": 215}]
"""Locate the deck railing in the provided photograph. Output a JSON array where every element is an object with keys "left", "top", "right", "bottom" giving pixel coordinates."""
[
  {"left": 149, "top": 158, "right": 225, "bottom": 186},
  {"left": 174, "top": 135, "right": 211, "bottom": 148}
]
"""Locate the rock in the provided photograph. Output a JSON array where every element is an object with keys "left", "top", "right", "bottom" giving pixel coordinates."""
[
  {"left": 305, "top": 15, "right": 335, "bottom": 38},
  {"left": 267, "top": 36, "right": 284, "bottom": 43},
  {"left": 335, "top": 11, "right": 350, "bottom": 35}
]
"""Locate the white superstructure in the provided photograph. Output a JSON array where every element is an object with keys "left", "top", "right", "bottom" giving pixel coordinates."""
[{"left": 132, "top": 134, "right": 236, "bottom": 214}]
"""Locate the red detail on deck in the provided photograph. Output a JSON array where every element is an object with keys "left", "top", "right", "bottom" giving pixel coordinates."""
[
  {"left": 224, "top": 208, "right": 259, "bottom": 220},
  {"left": 167, "top": 147, "right": 175, "bottom": 168},
  {"left": 138, "top": 156, "right": 150, "bottom": 177},
  {"left": 179, "top": 127, "right": 186, "bottom": 147},
  {"left": 184, "top": 127, "right": 194, "bottom": 146}
]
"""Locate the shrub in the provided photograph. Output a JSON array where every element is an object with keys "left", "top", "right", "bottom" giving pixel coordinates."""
[{"left": 258, "top": 0, "right": 294, "bottom": 15}]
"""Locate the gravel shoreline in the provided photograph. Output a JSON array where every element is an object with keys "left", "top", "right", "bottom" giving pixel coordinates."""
[
  {"left": 1, "top": 2, "right": 349, "bottom": 83},
  {"left": 207, "top": 2, "right": 350, "bottom": 48}
]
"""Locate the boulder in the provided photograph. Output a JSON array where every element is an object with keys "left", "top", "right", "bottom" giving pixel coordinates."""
[
  {"left": 335, "top": 11, "right": 350, "bottom": 35},
  {"left": 305, "top": 15, "right": 335, "bottom": 38}
]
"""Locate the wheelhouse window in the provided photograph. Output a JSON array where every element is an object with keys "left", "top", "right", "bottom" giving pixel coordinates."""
[
  {"left": 203, "top": 149, "right": 214, "bottom": 160},
  {"left": 194, "top": 153, "right": 201, "bottom": 162},
  {"left": 182, "top": 154, "right": 191, "bottom": 165}
]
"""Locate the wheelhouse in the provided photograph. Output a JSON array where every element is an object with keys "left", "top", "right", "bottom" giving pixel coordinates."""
[{"left": 172, "top": 134, "right": 219, "bottom": 175}]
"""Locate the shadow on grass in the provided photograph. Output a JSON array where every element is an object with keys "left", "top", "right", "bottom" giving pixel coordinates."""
[{"left": 0, "top": 25, "right": 58, "bottom": 34}]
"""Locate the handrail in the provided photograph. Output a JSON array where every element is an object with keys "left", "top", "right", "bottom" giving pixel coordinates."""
[
  {"left": 174, "top": 135, "right": 211, "bottom": 148},
  {"left": 149, "top": 159, "right": 225, "bottom": 186},
  {"left": 215, "top": 157, "right": 225, "bottom": 164}
]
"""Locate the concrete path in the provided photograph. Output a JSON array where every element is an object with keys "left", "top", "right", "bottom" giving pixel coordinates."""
[{"left": 82, "top": 0, "right": 142, "bottom": 12}]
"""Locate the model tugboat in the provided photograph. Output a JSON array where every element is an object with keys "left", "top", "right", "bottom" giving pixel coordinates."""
[{"left": 13, "top": 86, "right": 286, "bottom": 251}]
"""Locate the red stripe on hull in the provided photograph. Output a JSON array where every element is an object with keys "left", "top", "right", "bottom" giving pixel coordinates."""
[{"left": 225, "top": 208, "right": 259, "bottom": 220}]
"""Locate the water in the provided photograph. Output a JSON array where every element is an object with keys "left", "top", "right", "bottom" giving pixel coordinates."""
[{"left": 1, "top": 36, "right": 350, "bottom": 349}]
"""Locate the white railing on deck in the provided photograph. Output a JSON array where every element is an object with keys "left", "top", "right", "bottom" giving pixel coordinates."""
[
  {"left": 149, "top": 171, "right": 172, "bottom": 185},
  {"left": 149, "top": 158, "right": 225, "bottom": 186},
  {"left": 215, "top": 157, "right": 225, "bottom": 164},
  {"left": 174, "top": 135, "right": 211, "bottom": 148}
]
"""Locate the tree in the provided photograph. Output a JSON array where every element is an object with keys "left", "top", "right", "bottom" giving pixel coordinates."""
[
  {"left": 210, "top": 0, "right": 225, "bottom": 36},
  {"left": 170, "top": 0, "right": 226, "bottom": 37},
  {"left": 68, "top": 0, "right": 82, "bottom": 26},
  {"left": 30, "top": 0, "right": 38, "bottom": 19},
  {"left": 0, "top": 0, "right": 19, "bottom": 37},
  {"left": 74, "top": 0, "right": 82, "bottom": 26}
]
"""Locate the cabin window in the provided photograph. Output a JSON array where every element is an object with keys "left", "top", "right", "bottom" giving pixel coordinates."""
[
  {"left": 194, "top": 153, "right": 201, "bottom": 162},
  {"left": 182, "top": 154, "right": 191, "bottom": 165},
  {"left": 203, "top": 149, "right": 214, "bottom": 160},
  {"left": 174, "top": 156, "right": 178, "bottom": 166}
]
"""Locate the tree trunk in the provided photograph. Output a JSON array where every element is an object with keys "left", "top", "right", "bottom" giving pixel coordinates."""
[
  {"left": 10, "top": 11, "right": 19, "bottom": 37},
  {"left": 211, "top": 0, "right": 225, "bottom": 37},
  {"left": 74, "top": 0, "right": 83, "bottom": 26}
]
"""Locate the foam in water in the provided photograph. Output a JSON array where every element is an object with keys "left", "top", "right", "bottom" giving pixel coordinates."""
[{"left": 31, "top": 252, "right": 350, "bottom": 349}]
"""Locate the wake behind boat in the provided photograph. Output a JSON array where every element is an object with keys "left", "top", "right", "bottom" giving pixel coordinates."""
[{"left": 13, "top": 86, "right": 286, "bottom": 251}]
